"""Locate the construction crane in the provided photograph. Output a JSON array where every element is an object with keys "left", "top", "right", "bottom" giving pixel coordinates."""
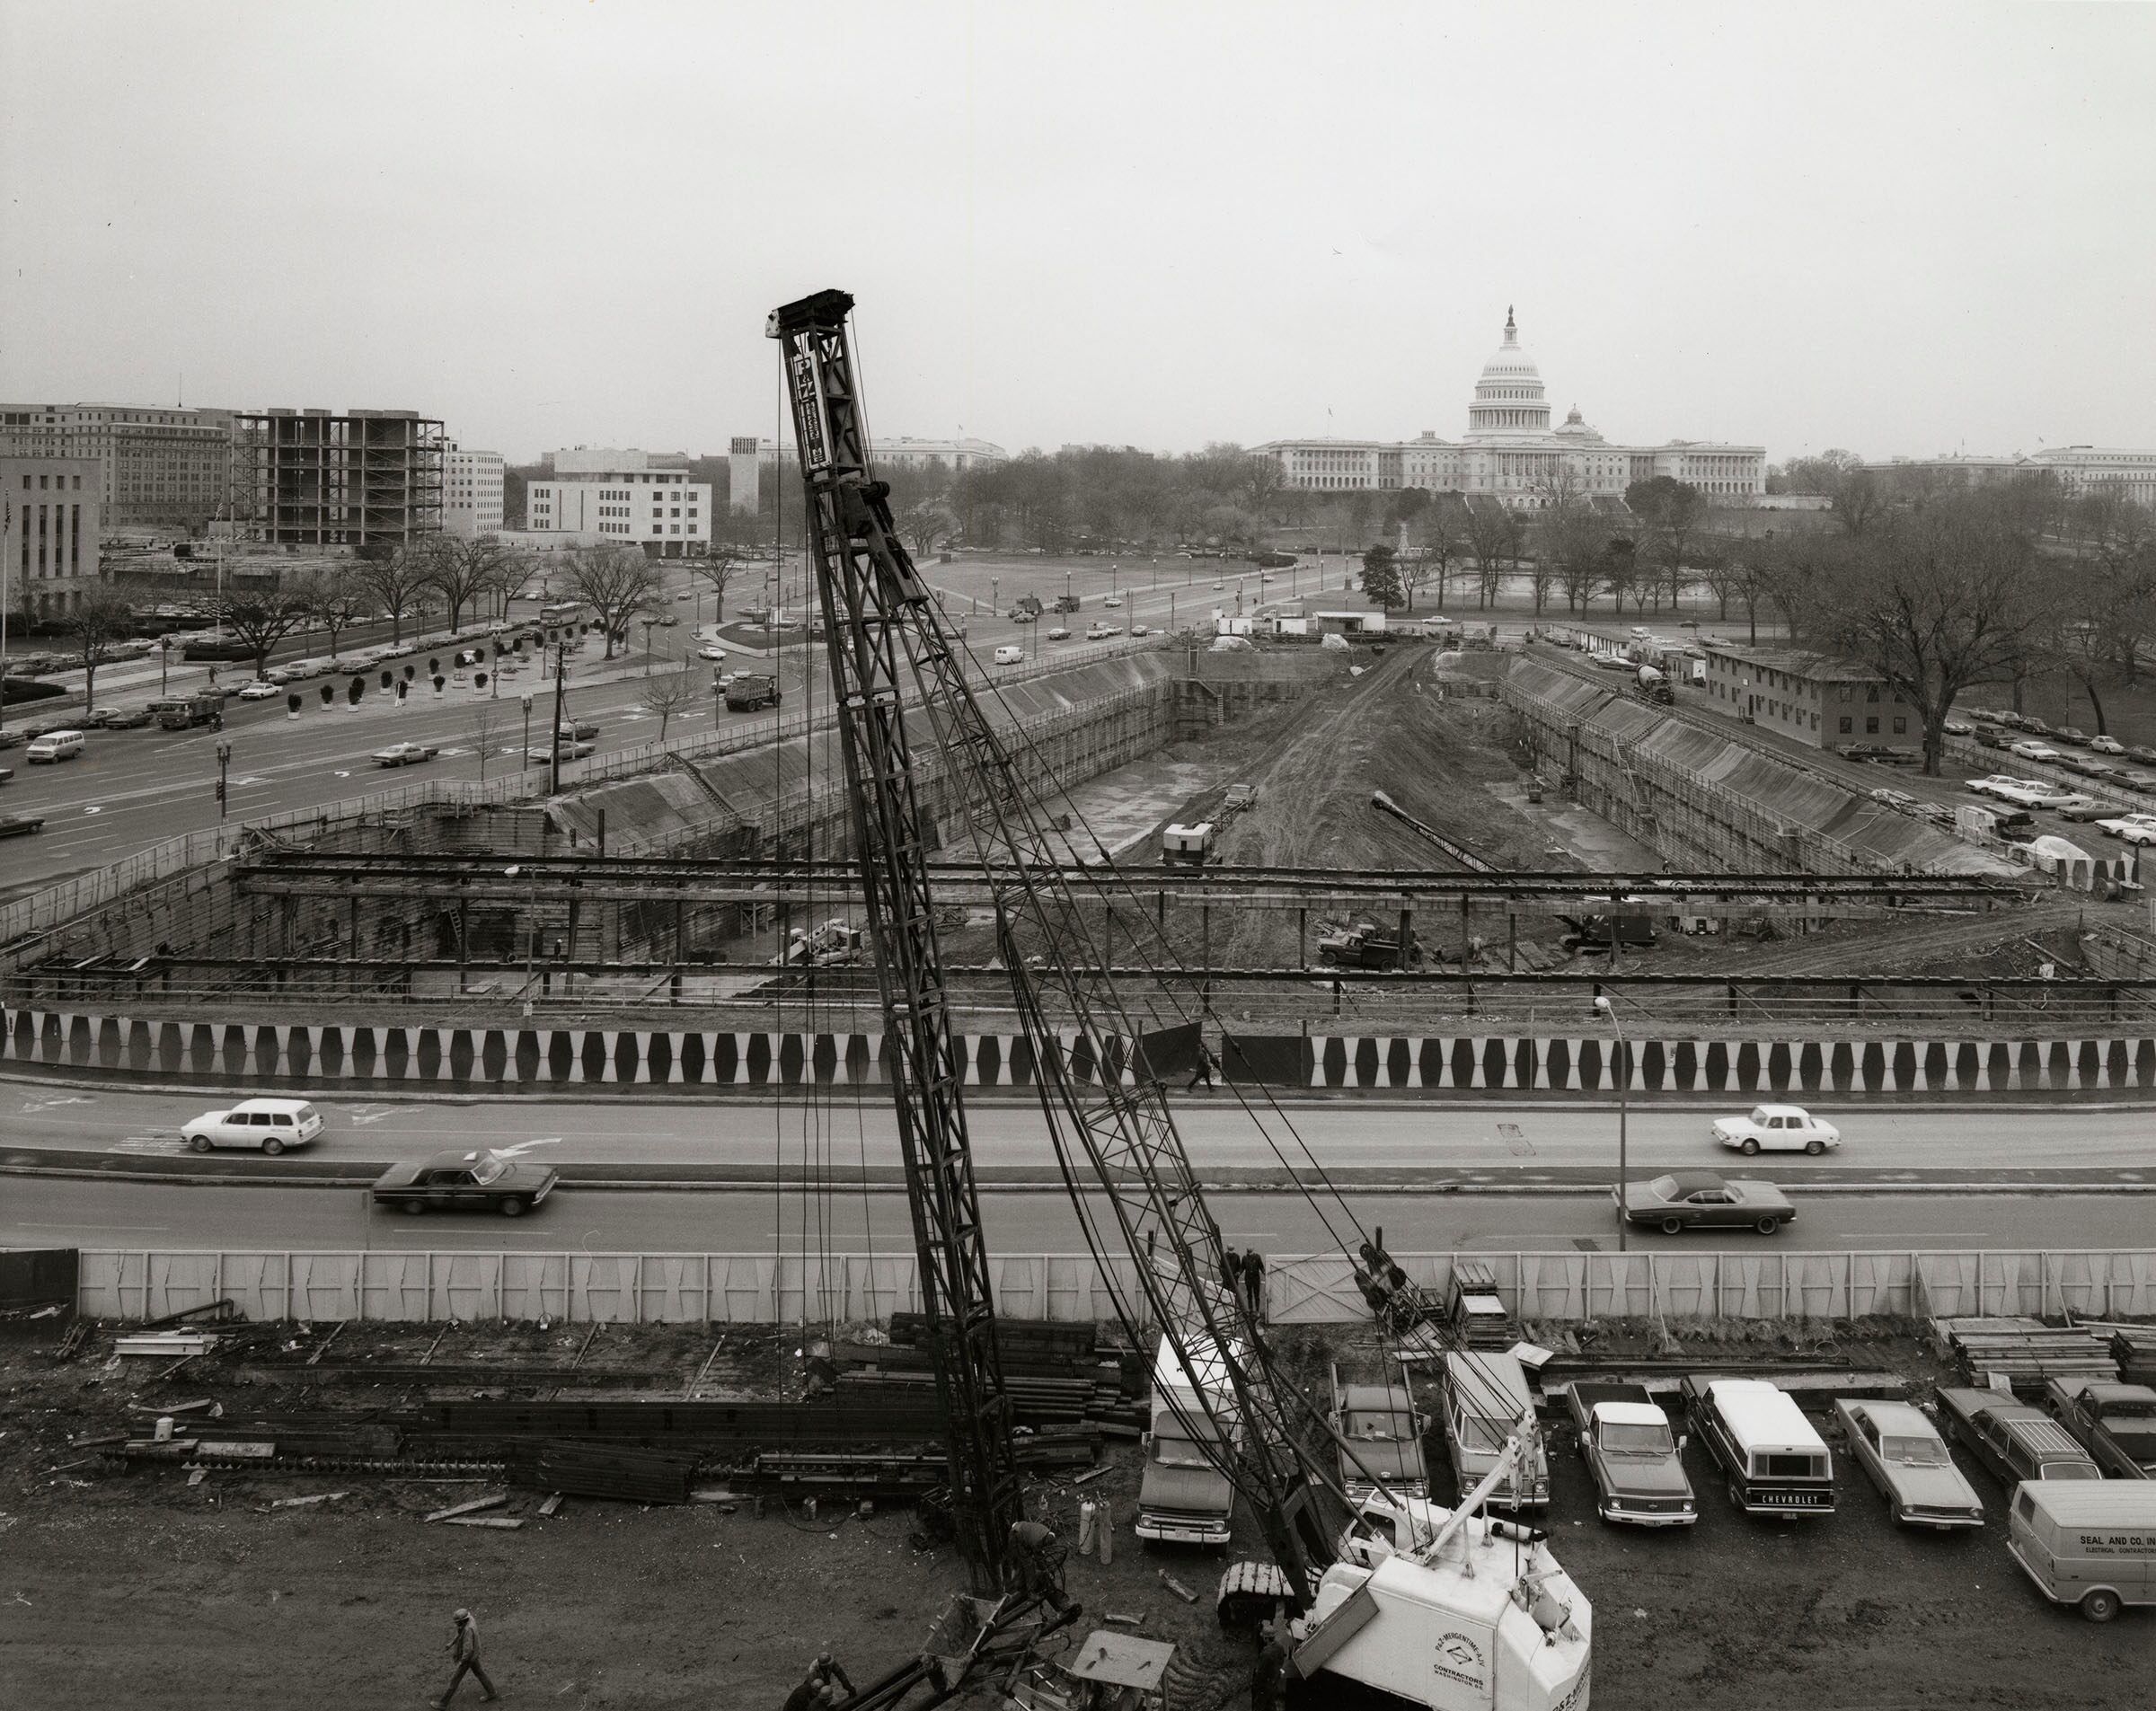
[{"left": 772, "top": 290, "right": 1592, "bottom": 1711}]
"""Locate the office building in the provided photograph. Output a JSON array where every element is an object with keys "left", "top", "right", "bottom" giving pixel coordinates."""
[
  {"left": 235, "top": 409, "right": 444, "bottom": 550},
  {"left": 1254, "top": 309, "right": 1766, "bottom": 508},
  {"left": 0, "top": 403, "right": 237, "bottom": 529},
  {"left": 526, "top": 448, "right": 710, "bottom": 557},
  {"left": 728, "top": 436, "right": 761, "bottom": 515},
  {"left": 3, "top": 455, "right": 105, "bottom": 621},
  {"left": 442, "top": 445, "right": 506, "bottom": 539},
  {"left": 1699, "top": 639, "right": 1917, "bottom": 752}
]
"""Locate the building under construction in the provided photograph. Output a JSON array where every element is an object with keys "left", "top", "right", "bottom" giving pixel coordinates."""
[{"left": 235, "top": 408, "right": 444, "bottom": 550}]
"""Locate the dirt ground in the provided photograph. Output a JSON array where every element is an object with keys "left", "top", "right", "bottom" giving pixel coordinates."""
[{"left": 2, "top": 1312, "right": 2150, "bottom": 1709}]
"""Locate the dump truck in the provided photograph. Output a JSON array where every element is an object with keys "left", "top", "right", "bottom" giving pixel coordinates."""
[
  {"left": 1564, "top": 1381, "right": 1697, "bottom": 1527},
  {"left": 723, "top": 672, "right": 782, "bottom": 711},
  {"left": 150, "top": 692, "right": 224, "bottom": 729},
  {"left": 1052, "top": 593, "right": 1082, "bottom": 613}
]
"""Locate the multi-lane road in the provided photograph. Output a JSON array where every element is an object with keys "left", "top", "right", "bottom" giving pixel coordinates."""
[
  {"left": 2, "top": 552, "right": 1351, "bottom": 886},
  {"left": 4, "top": 1088, "right": 2152, "bottom": 1254}
]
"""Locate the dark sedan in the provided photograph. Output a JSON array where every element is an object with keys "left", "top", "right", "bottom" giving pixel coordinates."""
[
  {"left": 372, "top": 1150, "right": 559, "bottom": 1217},
  {"left": 1620, "top": 1170, "right": 1795, "bottom": 1235},
  {"left": 0, "top": 813, "right": 45, "bottom": 838}
]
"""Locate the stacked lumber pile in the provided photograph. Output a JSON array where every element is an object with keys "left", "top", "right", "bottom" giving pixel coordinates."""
[
  {"left": 1935, "top": 1317, "right": 2115, "bottom": 1394},
  {"left": 835, "top": 1314, "right": 1145, "bottom": 1436},
  {"left": 2110, "top": 1327, "right": 2156, "bottom": 1387}
]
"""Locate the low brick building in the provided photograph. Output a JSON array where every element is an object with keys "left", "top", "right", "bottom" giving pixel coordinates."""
[{"left": 1699, "top": 640, "right": 1919, "bottom": 753}]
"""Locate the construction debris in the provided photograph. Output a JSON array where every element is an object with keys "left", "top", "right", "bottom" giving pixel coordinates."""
[
  {"left": 270, "top": 1492, "right": 348, "bottom": 1509},
  {"left": 425, "top": 1495, "right": 508, "bottom": 1523}
]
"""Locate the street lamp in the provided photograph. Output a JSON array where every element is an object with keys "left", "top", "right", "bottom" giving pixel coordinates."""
[
  {"left": 1594, "top": 995, "right": 1629, "bottom": 1252},
  {"left": 521, "top": 691, "right": 534, "bottom": 763},
  {"left": 159, "top": 636, "right": 173, "bottom": 697},
  {"left": 641, "top": 618, "right": 657, "bottom": 674},
  {"left": 215, "top": 737, "right": 234, "bottom": 822}
]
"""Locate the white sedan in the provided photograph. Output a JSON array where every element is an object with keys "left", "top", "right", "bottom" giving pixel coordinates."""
[
  {"left": 2098, "top": 816, "right": 2156, "bottom": 846},
  {"left": 371, "top": 741, "right": 437, "bottom": 767},
  {"left": 2010, "top": 740, "right": 2061, "bottom": 762},
  {"left": 1712, "top": 1103, "right": 1842, "bottom": 1156},
  {"left": 699, "top": 644, "right": 728, "bottom": 661},
  {"left": 236, "top": 679, "right": 282, "bottom": 701}
]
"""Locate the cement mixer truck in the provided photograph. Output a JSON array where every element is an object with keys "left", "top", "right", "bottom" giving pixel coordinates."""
[{"left": 1633, "top": 665, "right": 1674, "bottom": 706}]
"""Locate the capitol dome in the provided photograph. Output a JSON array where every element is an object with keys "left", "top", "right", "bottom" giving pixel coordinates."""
[
  {"left": 1554, "top": 404, "right": 1604, "bottom": 444},
  {"left": 1466, "top": 307, "right": 1552, "bottom": 439}
]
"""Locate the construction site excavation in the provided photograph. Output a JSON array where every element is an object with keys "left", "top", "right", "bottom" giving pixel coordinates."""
[{"left": 12, "top": 295, "right": 2156, "bottom": 1711}]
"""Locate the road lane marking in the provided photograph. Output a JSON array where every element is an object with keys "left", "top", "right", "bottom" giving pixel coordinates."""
[
  {"left": 490, "top": 1138, "right": 562, "bottom": 1158},
  {"left": 20, "top": 1096, "right": 95, "bottom": 1114},
  {"left": 22, "top": 1222, "right": 171, "bottom": 1232}
]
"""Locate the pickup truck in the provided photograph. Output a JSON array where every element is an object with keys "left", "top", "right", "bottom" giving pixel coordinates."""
[
  {"left": 2044, "top": 1378, "right": 2156, "bottom": 1478},
  {"left": 1564, "top": 1381, "right": 1697, "bottom": 1526},
  {"left": 1136, "top": 1333, "right": 1237, "bottom": 1548}
]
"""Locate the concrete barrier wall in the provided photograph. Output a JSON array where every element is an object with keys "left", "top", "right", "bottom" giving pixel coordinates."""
[
  {"left": 69, "top": 1246, "right": 2156, "bottom": 1325},
  {"left": 11, "top": 1005, "right": 2156, "bottom": 1096}
]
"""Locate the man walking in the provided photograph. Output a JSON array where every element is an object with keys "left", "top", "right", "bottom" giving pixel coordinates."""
[
  {"left": 433, "top": 1608, "right": 499, "bottom": 1706},
  {"left": 1241, "top": 1248, "right": 1267, "bottom": 1325}
]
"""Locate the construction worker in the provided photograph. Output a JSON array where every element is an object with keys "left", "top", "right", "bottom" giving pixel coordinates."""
[
  {"left": 432, "top": 1608, "right": 499, "bottom": 1706},
  {"left": 1221, "top": 1244, "right": 1243, "bottom": 1305},
  {"left": 1186, "top": 1041, "right": 1218, "bottom": 1090},
  {"left": 782, "top": 1680, "right": 842, "bottom": 1711},
  {"left": 1241, "top": 1248, "right": 1267, "bottom": 1324},
  {"left": 1007, "top": 1518, "right": 1074, "bottom": 1613},
  {"left": 803, "top": 1652, "right": 853, "bottom": 1700},
  {"left": 1250, "top": 1613, "right": 1293, "bottom": 1711}
]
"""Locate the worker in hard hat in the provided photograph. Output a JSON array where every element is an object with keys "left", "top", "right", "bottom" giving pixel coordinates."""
[{"left": 1007, "top": 1518, "right": 1075, "bottom": 1614}]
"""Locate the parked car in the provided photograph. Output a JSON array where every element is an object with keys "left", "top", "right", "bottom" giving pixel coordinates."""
[
  {"left": 1621, "top": 1170, "right": 1795, "bottom": 1235},
  {"left": 2098, "top": 816, "right": 2156, "bottom": 846},
  {"left": 371, "top": 1149, "right": 559, "bottom": 1217},
  {"left": 1937, "top": 1387, "right": 2106, "bottom": 1487},
  {"left": 1565, "top": 1381, "right": 1696, "bottom": 1527},
  {"left": 1975, "top": 730, "right": 2010, "bottom": 750},
  {"left": 1684, "top": 1376, "right": 1835, "bottom": 1517},
  {"left": 1942, "top": 719, "right": 1975, "bottom": 736},
  {"left": 0, "top": 813, "right": 45, "bottom": 838},
  {"left": 2044, "top": 1378, "right": 2156, "bottom": 1478},
  {"left": 2127, "top": 745, "right": 2156, "bottom": 767},
  {"left": 2010, "top": 740, "right": 2062, "bottom": 761},
  {"left": 2090, "top": 736, "right": 2125, "bottom": 755},
  {"left": 1712, "top": 1103, "right": 1841, "bottom": 1156},
  {"left": 2057, "top": 798, "right": 2114, "bottom": 822},
  {"left": 1833, "top": 1398, "right": 1984, "bottom": 1530},
  {"left": 2055, "top": 727, "right": 2091, "bottom": 746},
  {"left": 181, "top": 1097, "right": 323, "bottom": 1155},
  {"left": 1329, "top": 1366, "right": 1428, "bottom": 1497},
  {"left": 2118, "top": 771, "right": 2156, "bottom": 792},
  {"left": 1439, "top": 1352, "right": 1549, "bottom": 1510},
  {"left": 371, "top": 741, "right": 437, "bottom": 767}
]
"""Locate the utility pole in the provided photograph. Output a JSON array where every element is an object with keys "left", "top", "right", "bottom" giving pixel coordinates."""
[
  {"left": 521, "top": 691, "right": 533, "bottom": 763},
  {"left": 550, "top": 635, "right": 569, "bottom": 796},
  {"left": 215, "top": 737, "right": 233, "bottom": 821},
  {"left": 1595, "top": 995, "right": 1630, "bottom": 1252}
]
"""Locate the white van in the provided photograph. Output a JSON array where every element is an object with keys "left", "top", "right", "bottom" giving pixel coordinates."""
[
  {"left": 992, "top": 645, "right": 1025, "bottom": 666},
  {"left": 2009, "top": 1481, "right": 2156, "bottom": 1622},
  {"left": 180, "top": 1098, "right": 324, "bottom": 1154},
  {"left": 25, "top": 729, "right": 86, "bottom": 763}
]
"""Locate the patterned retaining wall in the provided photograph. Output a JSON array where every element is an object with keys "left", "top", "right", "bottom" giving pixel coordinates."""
[
  {"left": 69, "top": 1246, "right": 2156, "bottom": 1326},
  {"left": 7, "top": 1005, "right": 2154, "bottom": 1095},
  {"left": 0, "top": 1007, "right": 1172, "bottom": 1090}
]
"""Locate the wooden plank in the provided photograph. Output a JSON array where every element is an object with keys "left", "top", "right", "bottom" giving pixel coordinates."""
[{"left": 425, "top": 1494, "right": 508, "bottom": 1523}]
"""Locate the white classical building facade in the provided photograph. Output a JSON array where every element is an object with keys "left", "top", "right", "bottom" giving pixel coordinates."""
[
  {"left": 1254, "top": 309, "right": 1766, "bottom": 509},
  {"left": 1862, "top": 448, "right": 2156, "bottom": 509}
]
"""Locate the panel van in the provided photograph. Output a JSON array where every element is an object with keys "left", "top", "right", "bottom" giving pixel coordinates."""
[{"left": 2008, "top": 1481, "right": 2156, "bottom": 1622}]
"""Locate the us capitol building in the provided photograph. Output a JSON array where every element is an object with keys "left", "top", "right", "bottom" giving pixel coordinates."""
[{"left": 1254, "top": 309, "right": 1765, "bottom": 508}]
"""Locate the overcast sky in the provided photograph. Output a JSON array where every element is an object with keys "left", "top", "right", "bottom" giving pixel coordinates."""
[{"left": 3, "top": 2, "right": 2151, "bottom": 467}]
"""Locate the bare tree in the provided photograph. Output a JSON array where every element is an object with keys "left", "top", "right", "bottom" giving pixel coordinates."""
[
  {"left": 1625, "top": 476, "right": 1706, "bottom": 608},
  {"left": 352, "top": 542, "right": 436, "bottom": 645},
  {"left": 290, "top": 567, "right": 369, "bottom": 660},
  {"left": 1460, "top": 498, "right": 1514, "bottom": 609},
  {"left": 1413, "top": 493, "right": 1469, "bottom": 609},
  {"left": 216, "top": 586, "right": 314, "bottom": 681},
  {"left": 484, "top": 542, "right": 539, "bottom": 618},
  {"left": 1535, "top": 503, "right": 1605, "bottom": 616},
  {"left": 422, "top": 535, "right": 509, "bottom": 631},
  {"left": 565, "top": 544, "right": 663, "bottom": 659},
  {"left": 1801, "top": 491, "right": 2049, "bottom": 774},
  {"left": 56, "top": 584, "right": 138, "bottom": 713},
  {"left": 639, "top": 667, "right": 702, "bottom": 740},
  {"left": 688, "top": 553, "right": 743, "bottom": 622},
  {"left": 898, "top": 500, "right": 953, "bottom": 557},
  {"left": 467, "top": 698, "right": 501, "bottom": 784}
]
